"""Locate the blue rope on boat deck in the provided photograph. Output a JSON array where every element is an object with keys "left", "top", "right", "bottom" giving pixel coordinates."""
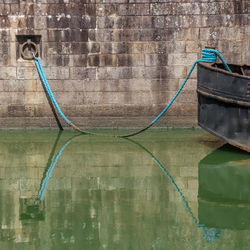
[{"left": 33, "top": 48, "right": 231, "bottom": 137}]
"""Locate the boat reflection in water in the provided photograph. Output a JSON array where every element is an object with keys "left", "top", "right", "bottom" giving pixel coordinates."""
[{"left": 198, "top": 145, "right": 250, "bottom": 241}]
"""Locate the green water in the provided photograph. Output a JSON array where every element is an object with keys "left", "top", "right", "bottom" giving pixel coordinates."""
[{"left": 0, "top": 129, "right": 250, "bottom": 250}]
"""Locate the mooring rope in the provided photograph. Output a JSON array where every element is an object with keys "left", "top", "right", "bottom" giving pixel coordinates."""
[
  {"left": 37, "top": 133, "right": 81, "bottom": 200},
  {"left": 33, "top": 48, "right": 231, "bottom": 137}
]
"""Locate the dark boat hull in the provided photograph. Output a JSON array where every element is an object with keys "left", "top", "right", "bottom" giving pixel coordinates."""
[{"left": 197, "top": 62, "right": 250, "bottom": 152}]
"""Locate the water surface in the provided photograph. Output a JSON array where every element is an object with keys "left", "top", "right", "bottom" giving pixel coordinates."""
[{"left": 0, "top": 129, "right": 249, "bottom": 250}]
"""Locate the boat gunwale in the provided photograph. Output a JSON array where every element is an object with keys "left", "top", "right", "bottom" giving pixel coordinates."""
[
  {"left": 198, "top": 62, "right": 250, "bottom": 80},
  {"left": 197, "top": 88, "right": 250, "bottom": 107}
]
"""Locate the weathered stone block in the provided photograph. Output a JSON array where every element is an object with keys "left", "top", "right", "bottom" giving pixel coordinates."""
[
  {"left": 101, "top": 42, "right": 127, "bottom": 54},
  {"left": 0, "top": 4, "right": 10, "bottom": 15},
  {"left": 150, "top": 79, "right": 179, "bottom": 91},
  {"left": 201, "top": 2, "right": 221, "bottom": 15},
  {"left": 34, "top": 16, "right": 47, "bottom": 29},
  {"left": 99, "top": 54, "right": 117, "bottom": 67},
  {"left": 26, "top": 16, "right": 34, "bottom": 29},
  {"left": 127, "top": 42, "right": 144, "bottom": 54},
  {"left": 47, "top": 16, "right": 70, "bottom": 29},
  {"left": 0, "top": 16, "right": 10, "bottom": 28},
  {"left": 71, "top": 42, "right": 100, "bottom": 54},
  {"left": 206, "top": 15, "right": 225, "bottom": 27},
  {"left": 117, "top": 54, "right": 144, "bottom": 66},
  {"left": 0, "top": 117, "right": 25, "bottom": 128},
  {"left": 168, "top": 53, "right": 198, "bottom": 66},
  {"left": 0, "top": 80, "right": 3, "bottom": 91},
  {"left": 17, "top": 67, "right": 39, "bottom": 80},
  {"left": 150, "top": 3, "right": 173, "bottom": 15},
  {"left": 88, "top": 55, "right": 100, "bottom": 67},
  {"left": 176, "top": 3, "right": 201, "bottom": 15},
  {"left": 55, "top": 92, "right": 79, "bottom": 105},
  {"left": 139, "top": 29, "right": 154, "bottom": 41},
  {"left": 189, "top": 15, "right": 207, "bottom": 28},
  {"left": 176, "top": 90, "right": 197, "bottom": 104},
  {"left": 84, "top": 3, "right": 96, "bottom": 16},
  {"left": 242, "top": 52, "right": 250, "bottom": 65},
  {"left": 0, "top": 42, "right": 9, "bottom": 54},
  {"left": 0, "top": 67, "right": 16, "bottom": 79},
  {"left": 96, "top": 4, "right": 119, "bottom": 17},
  {"left": 132, "top": 66, "right": 186, "bottom": 79},
  {"left": 0, "top": 92, "right": 25, "bottom": 105},
  {"left": 97, "top": 16, "right": 123, "bottom": 29},
  {"left": 43, "top": 67, "right": 70, "bottom": 80},
  {"left": 0, "top": 30, "right": 9, "bottom": 42},
  {"left": 119, "top": 4, "right": 150, "bottom": 16},
  {"left": 98, "top": 67, "right": 133, "bottom": 80},
  {"left": 0, "top": 105, "right": 7, "bottom": 117},
  {"left": 120, "top": 30, "right": 140, "bottom": 42},
  {"left": 48, "top": 29, "right": 76, "bottom": 43},
  {"left": 47, "top": 3, "right": 70, "bottom": 16},
  {"left": 70, "top": 16, "right": 96, "bottom": 30},
  {"left": 47, "top": 55, "right": 70, "bottom": 67},
  {"left": 70, "top": 67, "right": 96, "bottom": 80},
  {"left": 69, "top": 55, "right": 88, "bottom": 67},
  {"left": 152, "top": 16, "right": 165, "bottom": 28},
  {"left": 25, "top": 92, "right": 47, "bottom": 105},
  {"left": 186, "top": 41, "right": 203, "bottom": 53},
  {"left": 3, "top": 80, "right": 24, "bottom": 92},
  {"left": 145, "top": 54, "right": 168, "bottom": 66},
  {"left": 176, "top": 28, "right": 199, "bottom": 41},
  {"left": 7, "top": 105, "right": 25, "bottom": 117},
  {"left": 0, "top": 54, "right": 9, "bottom": 66},
  {"left": 122, "top": 16, "right": 142, "bottom": 29},
  {"left": 95, "top": 29, "right": 117, "bottom": 42},
  {"left": 140, "top": 28, "right": 174, "bottom": 41},
  {"left": 47, "top": 42, "right": 63, "bottom": 54}
]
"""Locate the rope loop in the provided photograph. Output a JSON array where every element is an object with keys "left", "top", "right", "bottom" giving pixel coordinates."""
[
  {"left": 201, "top": 48, "right": 232, "bottom": 72},
  {"left": 201, "top": 49, "right": 218, "bottom": 63}
]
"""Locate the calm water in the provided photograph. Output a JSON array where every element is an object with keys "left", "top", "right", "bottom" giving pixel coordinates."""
[{"left": 0, "top": 129, "right": 249, "bottom": 250}]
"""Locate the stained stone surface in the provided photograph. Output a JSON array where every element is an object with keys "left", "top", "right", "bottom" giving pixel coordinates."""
[{"left": 0, "top": 0, "right": 249, "bottom": 128}]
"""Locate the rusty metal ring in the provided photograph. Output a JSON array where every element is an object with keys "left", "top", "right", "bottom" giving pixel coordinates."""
[{"left": 21, "top": 41, "right": 38, "bottom": 60}]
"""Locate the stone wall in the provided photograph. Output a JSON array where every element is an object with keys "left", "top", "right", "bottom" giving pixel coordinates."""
[{"left": 0, "top": 0, "right": 249, "bottom": 129}]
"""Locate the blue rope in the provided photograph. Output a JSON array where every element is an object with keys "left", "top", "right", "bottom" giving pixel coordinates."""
[
  {"left": 33, "top": 48, "right": 231, "bottom": 136},
  {"left": 37, "top": 139, "right": 72, "bottom": 200},
  {"left": 151, "top": 48, "right": 232, "bottom": 124},
  {"left": 34, "top": 58, "right": 73, "bottom": 126}
]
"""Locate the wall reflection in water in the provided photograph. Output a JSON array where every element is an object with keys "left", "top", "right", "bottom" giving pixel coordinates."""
[{"left": 0, "top": 130, "right": 249, "bottom": 249}]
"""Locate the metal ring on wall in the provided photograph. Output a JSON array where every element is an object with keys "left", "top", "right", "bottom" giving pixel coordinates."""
[{"left": 21, "top": 40, "right": 38, "bottom": 60}]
